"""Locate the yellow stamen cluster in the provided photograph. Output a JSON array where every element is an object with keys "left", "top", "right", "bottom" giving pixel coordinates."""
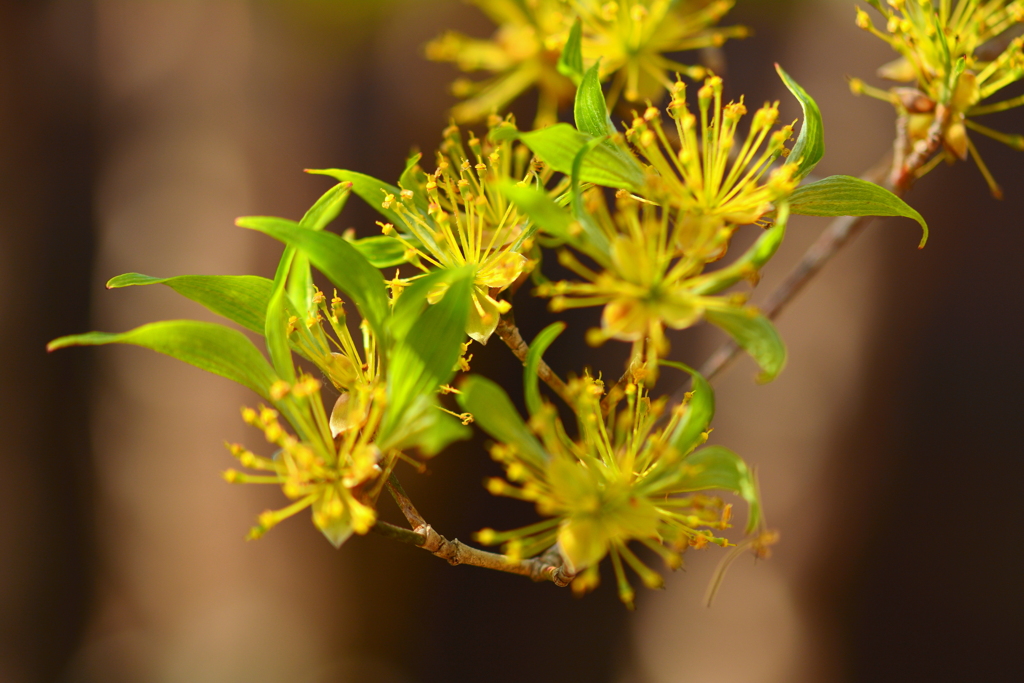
[
  {"left": 540, "top": 191, "right": 722, "bottom": 375},
  {"left": 536, "top": 78, "right": 795, "bottom": 375},
  {"left": 223, "top": 288, "right": 393, "bottom": 546},
  {"left": 427, "top": 0, "right": 747, "bottom": 125},
  {"left": 225, "top": 380, "right": 388, "bottom": 546},
  {"left": 287, "top": 288, "right": 378, "bottom": 392},
  {"left": 578, "top": 0, "right": 749, "bottom": 105},
  {"left": 853, "top": 0, "right": 1024, "bottom": 195},
  {"left": 384, "top": 122, "right": 543, "bottom": 343},
  {"left": 476, "top": 372, "right": 732, "bottom": 608},
  {"left": 629, "top": 76, "right": 797, "bottom": 251}
]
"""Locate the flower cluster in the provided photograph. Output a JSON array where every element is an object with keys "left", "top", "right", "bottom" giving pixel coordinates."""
[
  {"left": 464, "top": 364, "right": 759, "bottom": 608},
  {"left": 382, "top": 122, "right": 545, "bottom": 343},
  {"left": 536, "top": 76, "right": 797, "bottom": 375},
  {"left": 222, "top": 289, "right": 391, "bottom": 545},
  {"left": 427, "top": 0, "right": 747, "bottom": 125},
  {"left": 853, "top": 0, "right": 1024, "bottom": 194}
]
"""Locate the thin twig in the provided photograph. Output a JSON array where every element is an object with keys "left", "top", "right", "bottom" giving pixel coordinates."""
[
  {"left": 371, "top": 520, "right": 427, "bottom": 545},
  {"left": 386, "top": 472, "right": 426, "bottom": 529},
  {"left": 891, "top": 104, "right": 950, "bottom": 192},
  {"left": 377, "top": 472, "right": 575, "bottom": 585},
  {"left": 495, "top": 311, "right": 573, "bottom": 405},
  {"left": 369, "top": 521, "right": 574, "bottom": 585}
]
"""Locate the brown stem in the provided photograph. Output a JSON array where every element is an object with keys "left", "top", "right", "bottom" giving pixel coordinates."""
[
  {"left": 370, "top": 518, "right": 575, "bottom": 585},
  {"left": 891, "top": 104, "right": 949, "bottom": 193},
  {"left": 378, "top": 472, "right": 575, "bottom": 586},
  {"left": 495, "top": 312, "right": 573, "bottom": 405},
  {"left": 386, "top": 472, "right": 426, "bottom": 529},
  {"left": 411, "top": 524, "right": 575, "bottom": 586}
]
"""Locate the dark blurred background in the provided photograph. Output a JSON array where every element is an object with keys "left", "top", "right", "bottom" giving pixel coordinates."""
[{"left": 2, "top": 1, "right": 1021, "bottom": 681}]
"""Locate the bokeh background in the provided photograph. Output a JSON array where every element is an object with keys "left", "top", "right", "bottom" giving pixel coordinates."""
[{"left": 2, "top": 1, "right": 1022, "bottom": 681}]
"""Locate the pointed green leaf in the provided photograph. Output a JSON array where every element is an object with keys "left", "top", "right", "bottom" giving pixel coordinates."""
[
  {"left": 789, "top": 175, "right": 928, "bottom": 247},
  {"left": 677, "top": 445, "right": 762, "bottom": 533},
  {"left": 237, "top": 216, "right": 390, "bottom": 340},
  {"left": 381, "top": 267, "right": 473, "bottom": 440},
  {"left": 266, "top": 251, "right": 298, "bottom": 383},
  {"left": 660, "top": 361, "right": 715, "bottom": 457},
  {"left": 350, "top": 235, "right": 409, "bottom": 268},
  {"left": 776, "top": 64, "right": 824, "bottom": 181},
  {"left": 389, "top": 267, "right": 460, "bottom": 344},
  {"left": 286, "top": 251, "right": 314, "bottom": 315},
  {"left": 299, "top": 181, "right": 351, "bottom": 232},
  {"left": 525, "top": 322, "right": 565, "bottom": 416},
  {"left": 491, "top": 123, "right": 644, "bottom": 191},
  {"left": 499, "top": 180, "right": 572, "bottom": 231},
  {"left": 306, "top": 169, "right": 405, "bottom": 226},
  {"left": 106, "top": 273, "right": 272, "bottom": 334},
  {"left": 556, "top": 18, "right": 584, "bottom": 85},
  {"left": 379, "top": 396, "right": 471, "bottom": 456},
  {"left": 398, "top": 153, "right": 423, "bottom": 194},
  {"left": 575, "top": 61, "right": 614, "bottom": 138},
  {"left": 48, "top": 321, "right": 278, "bottom": 400},
  {"left": 412, "top": 409, "right": 472, "bottom": 457},
  {"left": 457, "top": 375, "right": 548, "bottom": 467},
  {"left": 705, "top": 305, "right": 787, "bottom": 382},
  {"left": 569, "top": 137, "right": 613, "bottom": 259}
]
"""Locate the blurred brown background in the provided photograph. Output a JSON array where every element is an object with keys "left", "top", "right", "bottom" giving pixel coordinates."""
[{"left": 2, "top": 1, "right": 1022, "bottom": 681}]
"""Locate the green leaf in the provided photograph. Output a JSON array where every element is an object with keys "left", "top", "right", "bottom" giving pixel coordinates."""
[
  {"left": 350, "top": 235, "right": 409, "bottom": 268},
  {"left": 378, "top": 395, "right": 471, "bottom": 456},
  {"left": 492, "top": 123, "right": 645, "bottom": 191},
  {"left": 677, "top": 445, "right": 762, "bottom": 533},
  {"left": 106, "top": 273, "right": 272, "bottom": 334},
  {"left": 398, "top": 153, "right": 423, "bottom": 195},
  {"left": 574, "top": 61, "right": 614, "bottom": 138},
  {"left": 457, "top": 375, "right": 548, "bottom": 467},
  {"left": 524, "top": 322, "right": 565, "bottom": 416},
  {"left": 47, "top": 320, "right": 278, "bottom": 400},
  {"left": 380, "top": 267, "right": 473, "bottom": 440},
  {"left": 280, "top": 182, "right": 353, "bottom": 316},
  {"left": 266, "top": 251, "right": 298, "bottom": 383},
  {"left": 556, "top": 17, "right": 584, "bottom": 85},
  {"left": 412, "top": 410, "right": 472, "bottom": 457},
  {"left": 299, "top": 181, "right": 351, "bottom": 232},
  {"left": 691, "top": 203, "right": 789, "bottom": 296},
  {"left": 570, "top": 138, "right": 613, "bottom": 258},
  {"left": 789, "top": 175, "right": 929, "bottom": 248},
  {"left": 776, "top": 64, "right": 824, "bottom": 181},
  {"left": 306, "top": 169, "right": 405, "bottom": 226},
  {"left": 389, "top": 267, "right": 458, "bottom": 344},
  {"left": 237, "top": 216, "right": 390, "bottom": 340},
  {"left": 661, "top": 361, "right": 715, "bottom": 457},
  {"left": 286, "top": 251, "right": 315, "bottom": 315},
  {"left": 498, "top": 180, "right": 574, "bottom": 240},
  {"left": 705, "top": 305, "right": 787, "bottom": 382}
]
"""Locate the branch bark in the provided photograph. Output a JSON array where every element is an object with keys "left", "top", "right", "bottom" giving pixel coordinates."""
[
  {"left": 495, "top": 311, "right": 573, "bottom": 406},
  {"left": 376, "top": 473, "right": 575, "bottom": 586}
]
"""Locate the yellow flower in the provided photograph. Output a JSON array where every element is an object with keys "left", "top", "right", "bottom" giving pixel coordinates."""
[
  {"left": 225, "top": 381, "right": 387, "bottom": 547},
  {"left": 475, "top": 372, "right": 734, "bottom": 608},
  {"left": 627, "top": 76, "right": 797, "bottom": 259},
  {"left": 427, "top": 0, "right": 746, "bottom": 125},
  {"left": 384, "top": 123, "right": 547, "bottom": 343},
  {"left": 852, "top": 0, "right": 1024, "bottom": 195},
  {"left": 578, "top": 0, "right": 748, "bottom": 104},
  {"left": 536, "top": 79, "right": 796, "bottom": 375}
]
